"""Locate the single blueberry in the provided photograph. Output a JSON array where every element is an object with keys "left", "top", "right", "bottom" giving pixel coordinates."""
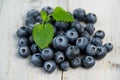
[
  {"left": 41, "top": 48, "right": 54, "bottom": 60},
  {"left": 65, "top": 28, "right": 79, "bottom": 43},
  {"left": 82, "top": 56, "right": 95, "bottom": 68},
  {"left": 86, "top": 44, "right": 97, "bottom": 56},
  {"left": 18, "top": 46, "right": 30, "bottom": 58},
  {"left": 76, "top": 37, "right": 89, "bottom": 50},
  {"left": 18, "top": 37, "right": 29, "bottom": 47},
  {"left": 86, "top": 13, "right": 97, "bottom": 24},
  {"left": 54, "top": 51, "right": 65, "bottom": 64},
  {"left": 70, "top": 57, "right": 81, "bottom": 68},
  {"left": 94, "top": 30, "right": 105, "bottom": 39},
  {"left": 52, "top": 35, "right": 68, "bottom": 51},
  {"left": 44, "top": 60, "right": 56, "bottom": 73},
  {"left": 65, "top": 46, "right": 80, "bottom": 60},
  {"left": 60, "top": 61, "right": 70, "bottom": 71},
  {"left": 31, "top": 53, "right": 43, "bottom": 67},
  {"left": 104, "top": 43, "right": 113, "bottom": 52}
]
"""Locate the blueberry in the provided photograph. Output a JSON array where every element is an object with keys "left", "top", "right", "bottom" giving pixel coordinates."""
[
  {"left": 44, "top": 60, "right": 56, "bottom": 73},
  {"left": 86, "top": 44, "right": 97, "bottom": 56},
  {"left": 91, "top": 38, "right": 102, "bottom": 46},
  {"left": 18, "top": 37, "right": 29, "bottom": 47},
  {"left": 60, "top": 61, "right": 70, "bottom": 71},
  {"left": 73, "top": 8, "right": 86, "bottom": 21},
  {"left": 29, "top": 35, "right": 34, "bottom": 44},
  {"left": 81, "top": 31, "right": 91, "bottom": 41},
  {"left": 94, "top": 45, "right": 108, "bottom": 59},
  {"left": 65, "top": 46, "right": 80, "bottom": 60},
  {"left": 94, "top": 30, "right": 105, "bottom": 39},
  {"left": 31, "top": 53, "right": 43, "bottom": 67},
  {"left": 84, "top": 23, "right": 95, "bottom": 35},
  {"left": 76, "top": 37, "right": 89, "bottom": 50},
  {"left": 71, "top": 21, "right": 84, "bottom": 34},
  {"left": 52, "top": 35, "right": 68, "bottom": 51},
  {"left": 82, "top": 56, "right": 95, "bottom": 68},
  {"left": 56, "top": 31, "right": 65, "bottom": 36},
  {"left": 42, "top": 6, "right": 53, "bottom": 15},
  {"left": 54, "top": 51, "right": 65, "bottom": 64},
  {"left": 17, "top": 27, "right": 28, "bottom": 37},
  {"left": 41, "top": 48, "right": 54, "bottom": 60},
  {"left": 65, "top": 28, "right": 79, "bottom": 43},
  {"left": 104, "top": 43, "right": 113, "bottom": 52},
  {"left": 54, "top": 21, "right": 69, "bottom": 30},
  {"left": 31, "top": 44, "right": 39, "bottom": 54},
  {"left": 26, "top": 9, "right": 40, "bottom": 18},
  {"left": 70, "top": 57, "right": 81, "bottom": 68},
  {"left": 86, "top": 13, "right": 97, "bottom": 24},
  {"left": 18, "top": 46, "right": 30, "bottom": 58}
]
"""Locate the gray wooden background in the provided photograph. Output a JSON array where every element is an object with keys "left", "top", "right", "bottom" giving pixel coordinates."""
[{"left": 0, "top": 0, "right": 120, "bottom": 80}]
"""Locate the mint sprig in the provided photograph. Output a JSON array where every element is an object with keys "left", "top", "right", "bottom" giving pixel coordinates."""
[{"left": 32, "top": 7, "right": 74, "bottom": 49}]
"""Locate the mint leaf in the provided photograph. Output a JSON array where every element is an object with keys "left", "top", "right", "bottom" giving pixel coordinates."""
[
  {"left": 32, "top": 23, "right": 54, "bottom": 49},
  {"left": 53, "top": 7, "right": 74, "bottom": 22},
  {"left": 41, "top": 10, "right": 49, "bottom": 22}
]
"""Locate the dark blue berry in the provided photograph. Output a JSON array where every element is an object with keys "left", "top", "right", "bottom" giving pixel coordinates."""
[
  {"left": 52, "top": 35, "right": 68, "bottom": 51},
  {"left": 42, "top": 6, "right": 53, "bottom": 15},
  {"left": 17, "top": 27, "right": 28, "bottom": 37},
  {"left": 54, "top": 51, "right": 65, "bottom": 64},
  {"left": 31, "top": 53, "right": 43, "bottom": 67},
  {"left": 73, "top": 8, "right": 86, "bottom": 21},
  {"left": 65, "top": 46, "right": 80, "bottom": 60},
  {"left": 86, "top": 13, "right": 97, "bottom": 24},
  {"left": 41, "top": 48, "right": 54, "bottom": 60},
  {"left": 94, "top": 30, "right": 105, "bottom": 39},
  {"left": 94, "top": 45, "right": 108, "bottom": 59},
  {"left": 71, "top": 21, "right": 84, "bottom": 34},
  {"left": 84, "top": 23, "right": 95, "bottom": 35},
  {"left": 70, "top": 57, "right": 81, "bottom": 68},
  {"left": 18, "top": 37, "right": 29, "bottom": 47},
  {"left": 65, "top": 28, "right": 78, "bottom": 43},
  {"left": 91, "top": 38, "right": 102, "bottom": 46},
  {"left": 60, "top": 61, "right": 70, "bottom": 71},
  {"left": 54, "top": 21, "right": 69, "bottom": 30},
  {"left": 31, "top": 44, "right": 39, "bottom": 54},
  {"left": 44, "top": 60, "right": 56, "bottom": 73},
  {"left": 82, "top": 56, "right": 95, "bottom": 68},
  {"left": 76, "top": 37, "right": 89, "bottom": 50},
  {"left": 104, "top": 43, "right": 113, "bottom": 52},
  {"left": 18, "top": 46, "right": 30, "bottom": 58},
  {"left": 86, "top": 44, "right": 97, "bottom": 56},
  {"left": 81, "top": 31, "right": 91, "bottom": 41}
]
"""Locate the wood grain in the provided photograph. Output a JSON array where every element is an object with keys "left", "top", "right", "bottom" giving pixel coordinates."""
[{"left": 0, "top": 0, "right": 120, "bottom": 80}]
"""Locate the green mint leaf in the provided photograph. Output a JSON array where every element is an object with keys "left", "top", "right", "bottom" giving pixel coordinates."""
[
  {"left": 53, "top": 7, "right": 74, "bottom": 22},
  {"left": 32, "top": 23, "right": 54, "bottom": 49},
  {"left": 41, "top": 10, "right": 49, "bottom": 22}
]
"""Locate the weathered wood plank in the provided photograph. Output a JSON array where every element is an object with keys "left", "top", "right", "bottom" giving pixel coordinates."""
[
  {"left": 63, "top": 0, "right": 120, "bottom": 80},
  {"left": 0, "top": 0, "right": 68, "bottom": 80}
]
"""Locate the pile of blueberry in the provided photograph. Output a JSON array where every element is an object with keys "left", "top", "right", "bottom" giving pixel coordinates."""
[{"left": 17, "top": 7, "right": 113, "bottom": 73}]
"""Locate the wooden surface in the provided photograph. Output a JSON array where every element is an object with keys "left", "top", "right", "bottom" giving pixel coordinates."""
[{"left": 0, "top": 0, "right": 120, "bottom": 80}]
